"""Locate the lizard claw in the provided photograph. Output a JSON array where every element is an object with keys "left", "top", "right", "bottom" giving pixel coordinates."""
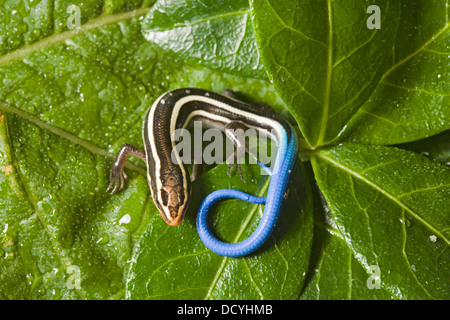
[{"left": 107, "top": 165, "right": 127, "bottom": 194}]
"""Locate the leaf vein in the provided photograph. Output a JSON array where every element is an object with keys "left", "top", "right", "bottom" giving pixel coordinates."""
[
  {"left": 317, "top": 153, "right": 450, "bottom": 246},
  {"left": 381, "top": 24, "right": 449, "bottom": 81},
  {"left": 243, "top": 260, "right": 264, "bottom": 299},
  {"left": 170, "top": 9, "right": 251, "bottom": 29},
  {"left": 0, "top": 8, "right": 150, "bottom": 67},
  {"left": 0, "top": 102, "right": 146, "bottom": 175},
  {"left": 204, "top": 176, "right": 271, "bottom": 300},
  {"left": 264, "top": 0, "right": 327, "bottom": 47},
  {"left": 3, "top": 112, "right": 86, "bottom": 299},
  {"left": 316, "top": 0, "right": 333, "bottom": 147},
  {"left": 274, "top": 65, "right": 321, "bottom": 105},
  {"left": 382, "top": 81, "right": 450, "bottom": 97},
  {"left": 397, "top": 183, "right": 450, "bottom": 199}
]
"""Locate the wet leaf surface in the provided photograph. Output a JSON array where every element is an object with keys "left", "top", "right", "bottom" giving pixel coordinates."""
[{"left": 0, "top": 0, "right": 448, "bottom": 300}]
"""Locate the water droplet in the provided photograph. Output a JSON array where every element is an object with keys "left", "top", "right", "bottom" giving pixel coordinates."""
[
  {"left": 399, "top": 218, "right": 411, "bottom": 228},
  {"left": 119, "top": 214, "right": 131, "bottom": 225},
  {"left": 96, "top": 234, "right": 109, "bottom": 245},
  {"left": 38, "top": 287, "right": 46, "bottom": 295}
]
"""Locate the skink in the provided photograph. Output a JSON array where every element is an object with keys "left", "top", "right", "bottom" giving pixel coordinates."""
[{"left": 108, "top": 88, "right": 298, "bottom": 257}]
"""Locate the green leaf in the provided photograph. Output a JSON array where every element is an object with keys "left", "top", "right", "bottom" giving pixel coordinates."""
[
  {"left": 0, "top": 3, "right": 290, "bottom": 299},
  {"left": 300, "top": 223, "right": 394, "bottom": 300},
  {"left": 0, "top": 111, "right": 149, "bottom": 299},
  {"left": 250, "top": 0, "right": 401, "bottom": 148},
  {"left": 397, "top": 130, "right": 450, "bottom": 164},
  {"left": 126, "top": 161, "right": 314, "bottom": 300},
  {"left": 141, "top": 0, "right": 267, "bottom": 79},
  {"left": 299, "top": 167, "right": 393, "bottom": 299},
  {"left": 0, "top": 5, "right": 156, "bottom": 299},
  {"left": 2, "top": 0, "right": 447, "bottom": 301},
  {"left": 311, "top": 144, "right": 450, "bottom": 299},
  {"left": 339, "top": 0, "right": 450, "bottom": 145}
]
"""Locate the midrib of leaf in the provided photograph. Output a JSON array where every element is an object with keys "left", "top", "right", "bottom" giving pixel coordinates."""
[
  {"left": 315, "top": 0, "right": 333, "bottom": 148},
  {"left": 316, "top": 152, "right": 450, "bottom": 246},
  {"left": 204, "top": 176, "right": 271, "bottom": 300},
  {"left": 0, "top": 102, "right": 146, "bottom": 175},
  {"left": 0, "top": 7, "right": 150, "bottom": 67}
]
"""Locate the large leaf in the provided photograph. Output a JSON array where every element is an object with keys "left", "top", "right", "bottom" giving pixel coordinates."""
[
  {"left": 2, "top": 0, "right": 447, "bottom": 301},
  {"left": 126, "top": 161, "right": 314, "bottom": 299},
  {"left": 0, "top": 109, "right": 149, "bottom": 299},
  {"left": 300, "top": 222, "right": 394, "bottom": 300},
  {"left": 0, "top": 4, "right": 156, "bottom": 300},
  {"left": 299, "top": 168, "right": 393, "bottom": 299},
  {"left": 250, "top": 0, "right": 401, "bottom": 148},
  {"left": 339, "top": 0, "right": 450, "bottom": 145},
  {"left": 0, "top": 2, "right": 294, "bottom": 299},
  {"left": 311, "top": 144, "right": 450, "bottom": 299},
  {"left": 141, "top": 0, "right": 267, "bottom": 79}
]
